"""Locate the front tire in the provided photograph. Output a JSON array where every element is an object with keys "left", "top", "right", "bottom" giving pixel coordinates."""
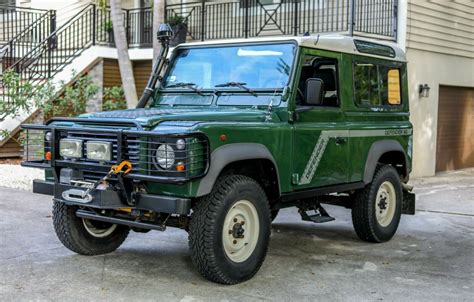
[
  {"left": 351, "top": 165, "right": 402, "bottom": 243},
  {"left": 188, "top": 175, "right": 271, "bottom": 284},
  {"left": 52, "top": 201, "right": 129, "bottom": 255}
]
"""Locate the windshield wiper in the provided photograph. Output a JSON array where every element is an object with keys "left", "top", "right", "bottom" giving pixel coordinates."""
[
  {"left": 165, "top": 82, "right": 204, "bottom": 96},
  {"left": 214, "top": 81, "right": 258, "bottom": 97}
]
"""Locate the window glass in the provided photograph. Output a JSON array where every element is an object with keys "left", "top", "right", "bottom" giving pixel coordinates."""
[
  {"left": 354, "top": 63, "right": 379, "bottom": 106},
  {"left": 296, "top": 55, "right": 339, "bottom": 107},
  {"left": 163, "top": 43, "right": 295, "bottom": 89},
  {"left": 354, "top": 62, "right": 401, "bottom": 107}
]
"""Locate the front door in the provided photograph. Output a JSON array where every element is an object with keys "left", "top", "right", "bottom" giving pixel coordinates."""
[{"left": 292, "top": 50, "right": 349, "bottom": 189}]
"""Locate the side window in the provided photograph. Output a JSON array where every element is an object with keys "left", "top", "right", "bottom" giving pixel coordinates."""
[
  {"left": 354, "top": 61, "right": 401, "bottom": 107},
  {"left": 297, "top": 55, "right": 339, "bottom": 107}
]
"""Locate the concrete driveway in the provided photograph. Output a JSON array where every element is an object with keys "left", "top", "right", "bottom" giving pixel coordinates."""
[{"left": 0, "top": 169, "right": 473, "bottom": 301}]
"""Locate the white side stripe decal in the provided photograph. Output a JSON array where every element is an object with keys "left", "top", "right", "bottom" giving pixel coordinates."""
[{"left": 298, "top": 128, "right": 412, "bottom": 185}]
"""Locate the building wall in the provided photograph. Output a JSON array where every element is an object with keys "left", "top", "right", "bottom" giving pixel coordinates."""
[
  {"left": 406, "top": 0, "right": 474, "bottom": 176},
  {"left": 17, "top": 0, "right": 142, "bottom": 26}
]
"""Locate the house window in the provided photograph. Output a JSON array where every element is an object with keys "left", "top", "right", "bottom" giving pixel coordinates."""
[{"left": 353, "top": 62, "right": 401, "bottom": 106}]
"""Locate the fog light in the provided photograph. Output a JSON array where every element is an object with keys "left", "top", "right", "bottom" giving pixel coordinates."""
[
  {"left": 86, "top": 141, "right": 112, "bottom": 161},
  {"left": 59, "top": 139, "right": 82, "bottom": 158}
]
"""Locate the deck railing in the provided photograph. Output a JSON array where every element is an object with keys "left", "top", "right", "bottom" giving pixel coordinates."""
[
  {"left": 165, "top": 0, "right": 398, "bottom": 41},
  {"left": 0, "top": 6, "right": 51, "bottom": 44}
]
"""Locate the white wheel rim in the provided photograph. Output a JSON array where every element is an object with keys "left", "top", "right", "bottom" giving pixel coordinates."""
[
  {"left": 222, "top": 200, "right": 260, "bottom": 263},
  {"left": 375, "top": 181, "right": 397, "bottom": 227},
  {"left": 82, "top": 219, "right": 117, "bottom": 238}
]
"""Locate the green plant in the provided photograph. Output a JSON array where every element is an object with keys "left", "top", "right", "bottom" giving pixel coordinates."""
[
  {"left": 103, "top": 86, "right": 127, "bottom": 111},
  {"left": 0, "top": 70, "right": 55, "bottom": 122},
  {"left": 167, "top": 15, "right": 186, "bottom": 26},
  {"left": 97, "top": 0, "right": 108, "bottom": 12},
  {"left": 41, "top": 74, "right": 99, "bottom": 119},
  {"left": 103, "top": 19, "right": 113, "bottom": 32}
]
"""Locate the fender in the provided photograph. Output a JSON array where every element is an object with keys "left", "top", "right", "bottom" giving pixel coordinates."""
[
  {"left": 196, "top": 143, "right": 280, "bottom": 197},
  {"left": 363, "top": 140, "right": 408, "bottom": 184}
]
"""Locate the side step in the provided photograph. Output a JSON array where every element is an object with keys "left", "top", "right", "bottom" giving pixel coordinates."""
[{"left": 299, "top": 204, "right": 335, "bottom": 223}]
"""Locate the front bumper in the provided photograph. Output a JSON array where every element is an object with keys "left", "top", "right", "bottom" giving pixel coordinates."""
[{"left": 33, "top": 179, "right": 191, "bottom": 215}]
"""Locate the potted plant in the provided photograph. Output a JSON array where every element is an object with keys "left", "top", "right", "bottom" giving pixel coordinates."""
[
  {"left": 102, "top": 19, "right": 114, "bottom": 44},
  {"left": 167, "top": 15, "right": 187, "bottom": 47}
]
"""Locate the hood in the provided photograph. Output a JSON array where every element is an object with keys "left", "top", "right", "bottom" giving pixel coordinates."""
[{"left": 81, "top": 107, "right": 272, "bottom": 127}]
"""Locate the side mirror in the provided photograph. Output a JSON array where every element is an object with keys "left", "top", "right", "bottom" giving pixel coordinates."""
[{"left": 305, "top": 78, "right": 324, "bottom": 105}]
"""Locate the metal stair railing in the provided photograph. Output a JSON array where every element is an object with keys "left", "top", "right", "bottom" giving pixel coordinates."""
[
  {"left": 0, "top": 6, "right": 50, "bottom": 45},
  {"left": 1, "top": 10, "right": 56, "bottom": 71},
  {"left": 1, "top": 4, "right": 97, "bottom": 104},
  {"left": 1, "top": 4, "right": 154, "bottom": 101}
]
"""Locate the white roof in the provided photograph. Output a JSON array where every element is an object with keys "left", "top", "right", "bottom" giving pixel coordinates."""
[{"left": 178, "top": 34, "right": 406, "bottom": 62}]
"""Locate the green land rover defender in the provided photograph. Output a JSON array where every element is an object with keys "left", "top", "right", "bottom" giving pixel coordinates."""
[{"left": 23, "top": 26, "right": 415, "bottom": 284}]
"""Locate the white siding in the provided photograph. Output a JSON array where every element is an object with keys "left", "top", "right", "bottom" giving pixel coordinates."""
[{"left": 406, "top": 0, "right": 474, "bottom": 58}]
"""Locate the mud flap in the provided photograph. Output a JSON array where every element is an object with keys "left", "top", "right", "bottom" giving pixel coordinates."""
[{"left": 402, "top": 190, "right": 416, "bottom": 215}]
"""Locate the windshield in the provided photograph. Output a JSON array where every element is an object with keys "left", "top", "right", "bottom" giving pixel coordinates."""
[{"left": 163, "top": 42, "right": 296, "bottom": 90}]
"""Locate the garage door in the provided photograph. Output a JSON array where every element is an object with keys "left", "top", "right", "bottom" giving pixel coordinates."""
[{"left": 436, "top": 86, "right": 474, "bottom": 172}]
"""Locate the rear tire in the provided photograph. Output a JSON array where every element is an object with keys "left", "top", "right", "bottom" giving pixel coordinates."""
[
  {"left": 188, "top": 175, "right": 271, "bottom": 284},
  {"left": 351, "top": 165, "right": 402, "bottom": 243},
  {"left": 52, "top": 201, "right": 129, "bottom": 255}
]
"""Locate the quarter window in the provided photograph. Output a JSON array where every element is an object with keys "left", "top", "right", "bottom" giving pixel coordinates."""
[{"left": 354, "top": 62, "right": 401, "bottom": 106}]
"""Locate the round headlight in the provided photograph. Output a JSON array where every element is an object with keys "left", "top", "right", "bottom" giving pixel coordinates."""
[
  {"left": 45, "top": 132, "right": 52, "bottom": 141},
  {"left": 155, "top": 144, "right": 175, "bottom": 169}
]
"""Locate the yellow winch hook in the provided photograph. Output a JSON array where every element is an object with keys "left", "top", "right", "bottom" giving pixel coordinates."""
[{"left": 110, "top": 160, "right": 133, "bottom": 174}]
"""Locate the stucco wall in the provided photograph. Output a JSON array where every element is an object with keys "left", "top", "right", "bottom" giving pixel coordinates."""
[{"left": 406, "top": 49, "right": 474, "bottom": 177}]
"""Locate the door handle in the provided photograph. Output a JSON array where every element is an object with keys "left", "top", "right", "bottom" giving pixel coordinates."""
[{"left": 335, "top": 137, "right": 347, "bottom": 145}]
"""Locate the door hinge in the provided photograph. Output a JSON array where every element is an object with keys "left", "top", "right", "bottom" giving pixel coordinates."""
[{"left": 291, "top": 173, "right": 300, "bottom": 185}]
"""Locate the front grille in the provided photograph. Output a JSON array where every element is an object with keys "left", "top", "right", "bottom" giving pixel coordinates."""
[{"left": 22, "top": 123, "right": 209, "bottom": 183}]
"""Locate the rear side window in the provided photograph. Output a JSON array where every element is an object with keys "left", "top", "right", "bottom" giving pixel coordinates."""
[{"left": 353, "top": 62, "right": 401, "bottom": 106}]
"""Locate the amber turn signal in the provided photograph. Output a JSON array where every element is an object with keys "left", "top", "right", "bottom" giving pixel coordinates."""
[
  {"left": 176, "top": 163, "right": 185, "bottom": 171},
  {"left": 45, "top": 151, "right": 52, "bottom": 161}
]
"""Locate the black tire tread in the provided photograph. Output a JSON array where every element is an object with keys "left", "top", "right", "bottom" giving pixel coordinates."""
[
  {"left": 188, "top": 175, "right": 271, "bottom": 285},
  {"left": 352, "top": 165, "right": 401, "bottom": 243},
  {"left": 53, "top": 201, "right": 129, "bottom": 255}
]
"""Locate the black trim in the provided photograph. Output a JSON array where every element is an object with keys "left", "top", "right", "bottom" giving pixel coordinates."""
[
  {"left": 54, "top": 183, "right": 191, "bottom": 215},
  {"left": 280, "top": 182, "right": 365, "bottom": 203},
  {"left": 46, "top": 117, "right": 144, "bottom": 130},
  {"left": 76, "top": 210, "right": 166, "bottom": 231},
  {"left": 402, "top": 190, "right": 416, "bottom": 215},
  {"left": 33, "top": 179, "right": 54, "bottom": 195},
  {"left": 134, "top": 193, "right": 191, "bottom": 215}
]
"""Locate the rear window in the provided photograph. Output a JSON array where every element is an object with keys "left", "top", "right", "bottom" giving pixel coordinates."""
[{"left": 353, "top": 62, "right": 401, "bottom": 107}]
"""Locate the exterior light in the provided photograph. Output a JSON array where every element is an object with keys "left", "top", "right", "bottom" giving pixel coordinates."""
[
  {"left": 59, "top": 139, "right": 82, "bottom": 158},
  {"left": 86, "top": 141, "right": 112, "bottom": 161},
  {"left": 176, "top": 139, "right": 186, "bottom": 150},
  {"left": 418, "top": 84, "right": 430, "bottom": 98}
]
